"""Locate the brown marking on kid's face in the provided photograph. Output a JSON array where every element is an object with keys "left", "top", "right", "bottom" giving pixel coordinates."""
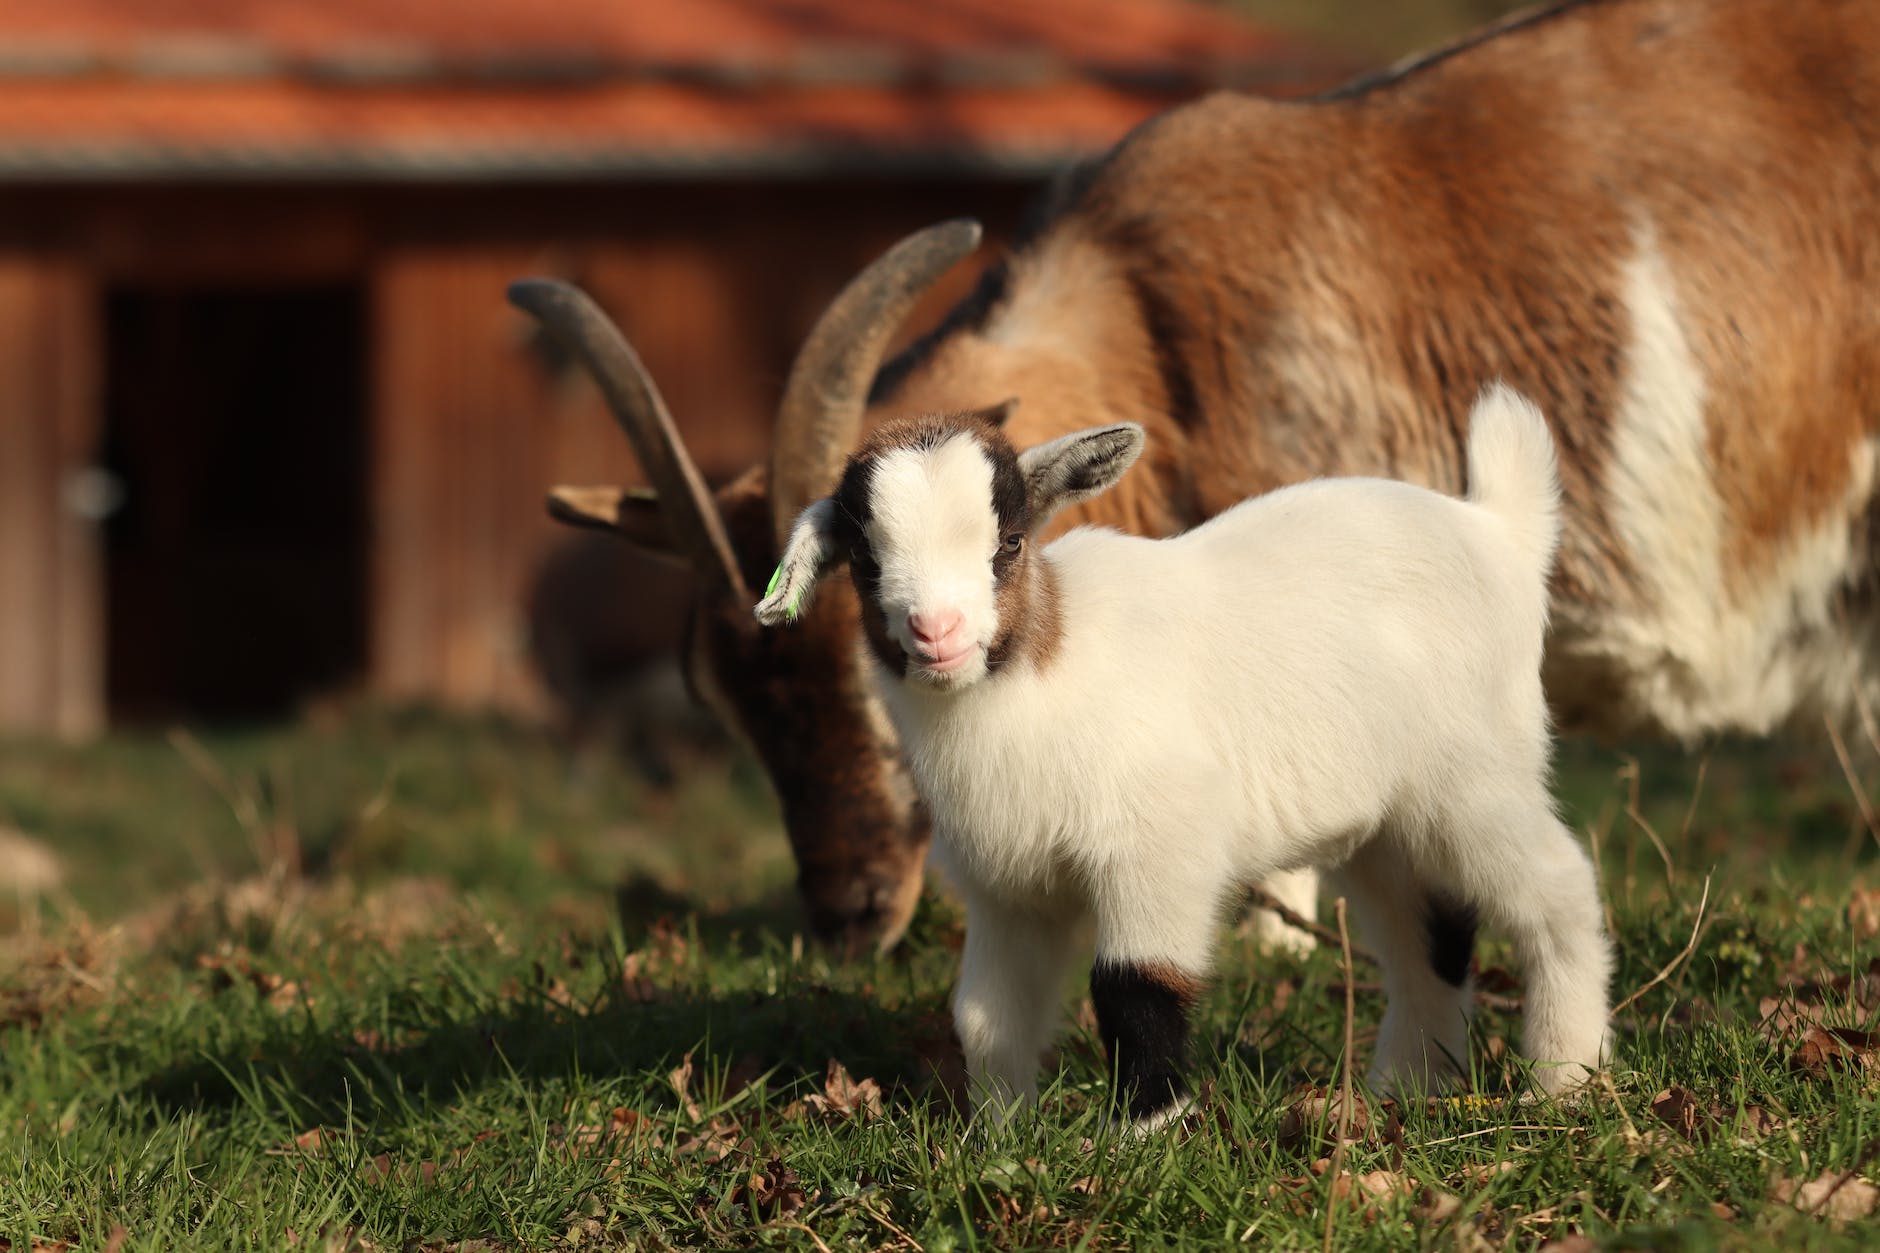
[{"left": 985, "top": 542, "right": 1061, "bottom": 675}]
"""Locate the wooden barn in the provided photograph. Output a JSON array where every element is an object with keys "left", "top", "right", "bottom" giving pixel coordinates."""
[{"left": 0, "top": 0, "right": 1347, "bottom": 736}]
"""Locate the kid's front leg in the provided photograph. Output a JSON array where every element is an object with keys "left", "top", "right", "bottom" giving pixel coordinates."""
[
  {"left": 1091, "top": 869, "right": 1224, "bottom": 1131},
  {"left": 951, "top": 888, "right": 1085, "bottom": 1126}
]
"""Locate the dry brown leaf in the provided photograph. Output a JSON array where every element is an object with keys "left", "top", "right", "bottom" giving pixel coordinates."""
[
  {"left": 669, "top": 1052, "right": 704, "bottom": 1121},
  {"left": 1265, "top": 1174, "right": 1316, "bottom": 1216},
  {"left": 729, "top": 1156, "right": 807, "bottom": 1218},
  {"left": 803, "top": 1059, "right": 884, "bottom": 1123},
  {"left": 357, "top": 1153, "right": 449, "bottom": 1188},
  {"left": 1767, "top": 958, "right": 1880, "bottom": 1021},
  {"left": 1265, "top": 1166, "right": 1412, "bottom": 1221},
  {"left": 673, "top": 1117, "right": 747, "bottom": 1160},
  {"left": 1770, "top": 1170, "right": 1880, "bottom": 1223},
  {"left": 1650, "top": 1086, "right": 1715, "bottom": 1142},
  {"left": 1352, "top": 1170, "right": 1413, "bottom": 1201},
  {"left": 1537, "top": 1237, "right": 1598, "bottom": 1253},
  {"left": 1758, "top": 984, "right": 1880, "bottom": 1079},
  {"left": 1277, "top": 1084, "right": 1380, "bottom": 1153},
  {"left": 1789, "top": 1024, "right": 1878, "bottom": 1078},
  {"left": 1316, "top": 1169, "right": 1416, "bottom": 1220},
  {"left": 1415, "top": 1188, "right": 1463, "bottom": 1224},
  {"left": 1460, "top": 1161, "right": 1520, "bottom": 1186},
  {"left": 1729, "top": 1104, "right": 1783, "bottom": 1141},
  {"left": 1758, "top": 996, "right": 1808, "bottom": 1038}
]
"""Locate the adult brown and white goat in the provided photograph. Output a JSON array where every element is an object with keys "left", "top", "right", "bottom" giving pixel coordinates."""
[
  {"left": 513, "top": 0, "right": 1880, "bottom": 955},
  {"left": 754, "top": 388, "right": 1611, "bottom": 1126}
]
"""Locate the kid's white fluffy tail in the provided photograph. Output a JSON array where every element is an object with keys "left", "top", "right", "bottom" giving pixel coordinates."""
[{"left": 1465, "top": 383, "right": 1561, "bottom": 574}]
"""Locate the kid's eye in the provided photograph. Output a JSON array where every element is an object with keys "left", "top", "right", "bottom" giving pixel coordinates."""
[{"left": 1000, "top": 534, "right": 1024, "bottom": 555}]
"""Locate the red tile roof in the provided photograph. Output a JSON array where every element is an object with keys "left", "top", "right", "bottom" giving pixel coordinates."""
[{"left": 0, "top": 0, "right": 1355, "bottom": 179}]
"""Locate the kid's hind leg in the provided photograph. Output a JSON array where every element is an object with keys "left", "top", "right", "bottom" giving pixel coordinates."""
[
  {"left": 1440, "top": 797, "right": 1613, "bottom": 1096},
  {"left": 1247, "top": 868, "right": 1320, "bottom": 955},
  {"left": 1333, "top": 838, "right": 1475, "bottom": 1096}
]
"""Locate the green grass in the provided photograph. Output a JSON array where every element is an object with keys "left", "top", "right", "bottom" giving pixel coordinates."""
[{"left": 2, "top": 710, "right": 1877, "bottom": 1250}]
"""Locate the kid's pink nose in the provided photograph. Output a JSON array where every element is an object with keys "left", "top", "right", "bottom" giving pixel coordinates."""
[{"left": 908, "top": 608, "right": 965, "bottom": 649}]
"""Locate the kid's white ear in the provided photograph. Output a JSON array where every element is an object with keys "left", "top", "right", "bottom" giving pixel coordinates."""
[
  {"left": 754, "top": 497, "right": 841, "bottom": 627},
  {"left": 1017, "top": 422, "right": 1146, "bottom": 530}
]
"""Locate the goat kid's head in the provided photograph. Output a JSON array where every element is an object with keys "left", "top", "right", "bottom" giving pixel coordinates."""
[
  {"left": 510, "top": 222, "right": 988, "bottom": 955},
  {"left": 756, "top": 412, "right": 1145, "bottom": 688}
]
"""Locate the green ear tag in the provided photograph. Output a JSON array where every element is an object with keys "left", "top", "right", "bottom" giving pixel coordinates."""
[{"left": 766, "top": 563, "right": 800, "bottom": 622}]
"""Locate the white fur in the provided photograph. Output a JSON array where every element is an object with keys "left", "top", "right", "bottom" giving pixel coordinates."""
[
  {"left": 862, "top": 387, "right": 1613, "bottom": 1121},
  {"left": 1556, "top": 225, "right": 1880, "bottom": 738}
]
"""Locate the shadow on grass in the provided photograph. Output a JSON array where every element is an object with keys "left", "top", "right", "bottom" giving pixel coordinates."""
[
  {"left": 133, "top": 961, "right": 962, "bottom": 1130},
  {"left": 611, "top": 878, "right": 806, "bottom": 954}
]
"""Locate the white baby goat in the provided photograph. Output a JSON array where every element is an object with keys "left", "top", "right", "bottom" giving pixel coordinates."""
[{"left": 756, "top": 385, "right": 1612, "bottom": 1130}]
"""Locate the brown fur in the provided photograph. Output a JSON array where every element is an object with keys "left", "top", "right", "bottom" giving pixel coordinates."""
[
  {"left": 987, "top": 551, "right": 1062, "bottom": 675},
  {"left": 1136, "top": 961, "right": 1204, "bottom": 1008}
]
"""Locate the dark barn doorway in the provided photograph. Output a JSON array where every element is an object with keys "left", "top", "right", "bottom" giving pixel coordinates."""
[{"left": 103, "top": 285, "right": 368, "bottom": 723}]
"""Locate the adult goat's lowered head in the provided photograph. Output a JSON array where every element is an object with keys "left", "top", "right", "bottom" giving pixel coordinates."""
[{"left": 515, "top": 0, "right": 1880, "bottom": 955}]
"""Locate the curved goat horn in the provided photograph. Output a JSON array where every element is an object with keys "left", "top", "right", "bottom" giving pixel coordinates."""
[
  {"left": 509, "top": 279, "right": 751, "bottom": 603},
  {"left": 771, "top": 219, "right": 984, "bottom": 544}
]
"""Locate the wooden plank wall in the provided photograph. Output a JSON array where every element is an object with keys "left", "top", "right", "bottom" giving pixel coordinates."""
[
  {"left": 0, "top": 256, "right": 100, "bottom": 737},
  {"left": 372, "top": 248, "right": 548, "bottom": 710}
]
